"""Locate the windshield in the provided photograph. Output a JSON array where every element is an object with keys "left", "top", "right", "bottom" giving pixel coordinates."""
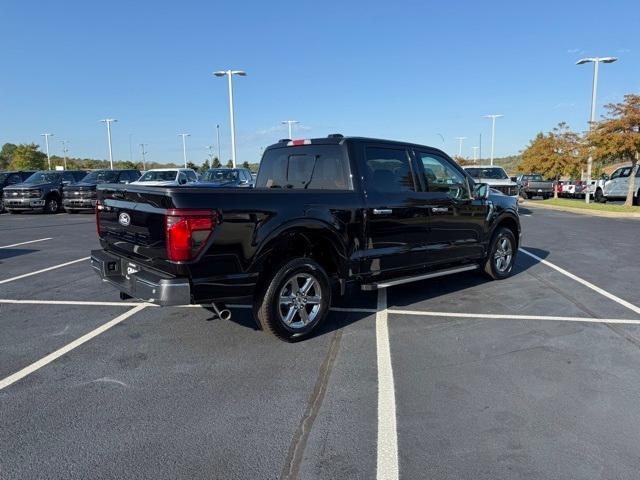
[
  {"left": 523, "top": 174, "right": 543, "bottom": 181},
  {"left": 23, "top": 171, "right": 61, "bottom": 184},
  {"left": 202, "top": 169, "right": 238, "bottom": 182},
  {"left": 465, "top": 167, "right": 509, "bottom": 180},
  {"left": 138, "top": 170, "right": 177, "bottom": 182},
  {"left": 81, "top": 170, "right": 119, "bottom": 183}
]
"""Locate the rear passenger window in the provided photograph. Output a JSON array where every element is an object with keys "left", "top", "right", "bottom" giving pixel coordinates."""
[
  {"left": 364, "top": 147, "right": 414, "bottom": 192},
  {"left": 257, "top": 145, "right": 352, "bottom": 190}
]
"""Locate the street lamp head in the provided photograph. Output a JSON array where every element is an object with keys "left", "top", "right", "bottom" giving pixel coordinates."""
[
  {"left": 483, "top": 114, "right": 503, "bottom": 119},
  {"left": 231, "top": 70, "right": 247, "bottom": 76},
  {"left": 576, "top": 58, "right": 595, "bottom": 65},
  {"left": 214, "top": 71, "right": 227, "bottom": 77},
  {"left": 600, "top": 57, "right": 618, "bottom": 63}
]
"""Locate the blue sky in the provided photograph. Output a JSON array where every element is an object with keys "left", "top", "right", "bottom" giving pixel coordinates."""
[{"left": 1, "top": 0, "right": 638, "bottom": 165}]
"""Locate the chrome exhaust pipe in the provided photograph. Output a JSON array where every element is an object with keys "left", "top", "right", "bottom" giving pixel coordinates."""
[{"left": 211, "top": 303, "right": 232, "bottom": 321}]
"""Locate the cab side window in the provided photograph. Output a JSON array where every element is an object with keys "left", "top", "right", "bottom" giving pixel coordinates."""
[
  {"left": 8, "top": 174, "right": 22, "bottom": 184},
  {"left": 186, "top": 170, "right": 197, "bottom": 182},
  {"left": 416, "top": 152, "right": 470, "bottom": 199},
  {"left": 364, "top": 147, "right": 415, "bottom": 192},
  {"left": 62, "top": 172, "right": 76, "bottom": 184},
  {"left": 178, "top": 172, "right": 188, "bottom": 185}
]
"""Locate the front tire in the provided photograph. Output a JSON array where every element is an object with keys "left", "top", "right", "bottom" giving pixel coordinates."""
[
  {"left": 483, "top": 227, "right": 517, "bottom": 280},
  {"left": 44, "top": 196, "right": 60, "bottom": 214},
  {"left": 595, "top": 188, "right": 605, "bottom": 203},
  {"left": 253, "top": 258, "right": 331, "bottom": 342}
]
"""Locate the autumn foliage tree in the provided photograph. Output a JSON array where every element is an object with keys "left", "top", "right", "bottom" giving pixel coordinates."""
[
  {"left": 9, "top": 143, "right": 47, "bottom": 170},
  {"left": 588, "top": 94, "right": 640, "bottom": 206},
  {"left": 519, "top": 123, "right": 583, "bottom": 197}
]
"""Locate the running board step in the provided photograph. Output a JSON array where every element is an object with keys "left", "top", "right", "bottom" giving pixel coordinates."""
[{"left": 361, "top": 264, "right": 479, "bottom": 291}]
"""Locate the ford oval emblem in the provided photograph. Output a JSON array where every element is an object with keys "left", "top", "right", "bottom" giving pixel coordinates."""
[{"left": 118, "top": 212, "right": 131, "bottom": 227}]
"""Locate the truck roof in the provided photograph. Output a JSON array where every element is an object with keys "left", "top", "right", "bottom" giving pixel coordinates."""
[{"left": 265, "top": 134, "right": 449, "bottom": 154}]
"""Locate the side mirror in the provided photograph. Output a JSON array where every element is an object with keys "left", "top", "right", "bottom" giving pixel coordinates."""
[{"left": 473, "top": 183, "right": 490, "bottom": 200}]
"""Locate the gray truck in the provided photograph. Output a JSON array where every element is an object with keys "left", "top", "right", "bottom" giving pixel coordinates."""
[
  {"left": 3, "top": 170, "right": 87, "bottom": 213},
  {"left": 516, "top": 174, "right": 554, "bottom": 199}
]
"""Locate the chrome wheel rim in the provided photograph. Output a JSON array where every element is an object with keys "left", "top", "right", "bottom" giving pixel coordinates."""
[
  {"left": 494, "top": 236, "right": 513, "bottom": 273},
  {"left": 49, "top": 199, "right": 58, "bottom": 212},
  {"left": 278, "top": 273, "right": 322, "bottom": 330}
]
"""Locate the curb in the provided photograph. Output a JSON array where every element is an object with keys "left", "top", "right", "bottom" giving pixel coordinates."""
[{"left": 521, "top": 200, "right": 640, "bottom": 220}]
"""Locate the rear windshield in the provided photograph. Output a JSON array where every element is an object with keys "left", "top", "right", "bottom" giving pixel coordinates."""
[
  {"left": 138, "top": 170, "right": 177, "bottom": 182},
  {"left": 465, "top": 167, "right": 508, "bottom": 180},
  {"left": 202, "top": 169, "right": 238, "bottom": 182},
  {"left": 82, "top": 170, "right": 119, "bottom": 183},
  {"left": 523, "top": 174, "right": 543, "bottom": 181},
  {"left": 23, "top": 171, "right": 61, "bottom": 184},
  {"left": 256, "top": 145, "right": 352, "bottom": 190}
]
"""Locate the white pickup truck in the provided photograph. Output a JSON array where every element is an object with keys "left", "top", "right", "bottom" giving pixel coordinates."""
[{"left": 594, "top": 165, "right": 640, "bottom": 204}]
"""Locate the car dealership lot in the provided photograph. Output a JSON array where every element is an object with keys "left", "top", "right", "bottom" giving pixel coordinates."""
[{"left": 1, "top": 209, "right": 640, "bottom": 479}]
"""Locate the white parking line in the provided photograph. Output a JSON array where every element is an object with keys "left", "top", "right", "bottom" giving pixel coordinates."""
[
  {"left": 0, "top": 304, "right": 147, "bottom": 391},
  {"left": 376, "top": 289, "right": 399, "bottom": 480},
  {"left": 0, "top": 237, "right": 52, "bottom": 249},
  {"left": 0, "top": 257, "right": 90, "bottom": 285},
  {"left": 387, "top": 309, "right": 640, "bottom": 325},
  {"left": 519, "top": 248, "right": 640, "bottom": 316}
]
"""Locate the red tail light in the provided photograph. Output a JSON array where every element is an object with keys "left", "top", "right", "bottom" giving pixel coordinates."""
[
  {"left": 165, "top": 209, "right": 218, "bottom": 262},
  {"left": 96, "top": 200, "right": 102, "bottom": 237}
]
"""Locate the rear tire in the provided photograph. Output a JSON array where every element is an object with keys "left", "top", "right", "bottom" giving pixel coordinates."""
[
  {"left": 595, "top": 188, "right": 605, "bottom": 203},
  {"left": 634, "top": 190, "right": 640, "bottom": 206},
  {"left": 483, "top": 227, "right": 517, "bottom": 280},
  {"left": 253, "top": 258, "right": 331, "bottom": 342}
]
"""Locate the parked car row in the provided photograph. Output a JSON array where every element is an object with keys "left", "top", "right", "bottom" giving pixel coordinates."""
[{"left": 0, "top": 167, "right": 257, "bottom": 214}]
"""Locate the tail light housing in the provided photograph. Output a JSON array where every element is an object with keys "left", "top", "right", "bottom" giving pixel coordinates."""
[
  {"left": 165, "top": 209, "right": 218, "bottom": 262},
  {"left": 96, "top": 200, "right": 103, "bottom": 237}
]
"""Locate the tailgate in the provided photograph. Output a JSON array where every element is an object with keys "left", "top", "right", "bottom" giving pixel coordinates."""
[{"left": 97, "top": 186, "right": 169, "bottom": 262}]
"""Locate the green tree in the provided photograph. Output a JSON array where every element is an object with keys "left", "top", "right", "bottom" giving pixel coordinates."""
[
  {"left": 9, "top": 143, "right": 47, "bottom": 170},
  {"left": 212, "top": 157, "right": 221, "bottom": 168},
  {"left": 186, "top": 161, "right": 199, "bottom": 172},
  {"left": 0, "top": 143, "right": 18, "bottom": 169},
  {"left": 226, "top": 159, "right": 233, "bottom": 168},
  {"left": 202, "top": 159, "right": 211, "bottom": 171},
  {"left": 588, "top": 94, "right": 640, "bottom": 206}
]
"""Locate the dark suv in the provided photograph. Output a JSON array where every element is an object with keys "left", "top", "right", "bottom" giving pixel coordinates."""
[
  {"left": 3, "top": 170, "right": 87, "bottom": 214},
  {"left": 63, "top": 169, "right": 141, "bottom": 213},
  {"left": 0, "top": 171, "right": 36, "bottom": 212}
]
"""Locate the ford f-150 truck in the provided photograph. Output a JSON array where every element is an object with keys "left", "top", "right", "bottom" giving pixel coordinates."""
[
  {"left": 91, "top": 135, "right": 521, "bottom": 340},
  {"left": 516, "top": 174, "right": 554, "bottom": 199}
]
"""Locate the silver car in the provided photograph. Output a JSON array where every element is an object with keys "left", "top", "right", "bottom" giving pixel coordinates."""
[
  {"left": 597, "top": 164, "right": 640, "bottom": 204},
  {"left": 463, "top": 166, "right": 519, "bottom": 197}
]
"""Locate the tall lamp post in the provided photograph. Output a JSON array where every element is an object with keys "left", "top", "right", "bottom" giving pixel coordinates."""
[
  {"left": 139, "top": 143, "right": 148, "bottom": 170},
  {"left": 214, "top": 70, "right": 246, "bottom": 168},
  {"left": 40, "top": 133, "right": 53, "bottom": 170},
  {"left": 472, "top": 146, "right": 479, "bottom": 163},
  {"left": 455, "top": 136, "right": 467, "bottom": 157},
  {"left": 483, "top": 114, "right": 503, "bottom": 166},
  {"left": 100, "top": 119, "right": 117, "bottom": 169},
  {"left": 282, "top": 120, "right": 299, "bottom": 139},
  {"left": 576, "top": 56, "right": 618, "bottom": 204},
  {"left": 178, "top": 133, "right": 190, "bottom": 168},
  {"left": 60, "top": 140, "right": 69, "bottom": 169},
  {"left": 216, "top": 124, "right": 221, "bottom": 163}
]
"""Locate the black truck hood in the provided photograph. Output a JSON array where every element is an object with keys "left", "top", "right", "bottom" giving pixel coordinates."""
[
  {"left": 4, "top": 182, "right": 55, "bottom": 191},
  {"left": 64, "top": 182, "right": 98, "bottom": 190}
]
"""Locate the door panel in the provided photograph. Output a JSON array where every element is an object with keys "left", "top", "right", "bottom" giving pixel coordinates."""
[
  {"left": 413, "top": 150, "right": 487, "bottom": 264},
  {"left": 360, "top": 145, "right": 430, "bottom": 276}
]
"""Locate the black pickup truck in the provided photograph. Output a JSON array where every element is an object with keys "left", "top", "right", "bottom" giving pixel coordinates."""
[{"left": 92, "top": 135, "right": 521, "bottom": 340}]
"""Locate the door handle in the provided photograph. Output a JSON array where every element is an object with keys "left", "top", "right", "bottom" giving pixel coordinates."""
[
  {"left": 373, "top": 208, "right": 393, "bottom": 215},
  {"left": 431, "top": 206, "right": 449, "bottom": 213}
]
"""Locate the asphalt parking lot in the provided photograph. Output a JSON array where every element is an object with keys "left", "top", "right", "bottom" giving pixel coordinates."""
[{"left": 1, "top": 207, "right": 640, "bottom": 480}]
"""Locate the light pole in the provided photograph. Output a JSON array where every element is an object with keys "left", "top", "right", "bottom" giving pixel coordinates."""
[
  {"left": 472, "top": 146, "right": 479, "bottom": 163},
  {"left": 100, "top": 119, "right": 117, "bottom": 169},
  {"left": 483, "top": 115, "right": 503, "bottom": 166},
  {"left": 178, "top": 133, "right": 190, "bottom": 168},
  {"left": 455, "top": 136, "right": 467, "bottom": 157},
  {"left": 139, "top": 143, "right": 148, "bottom": 170},
  {"left": 281, "top": 120, "right": 299, "bottom": 139},
  {"left": 214, "top": 70, "right": 246, "bottom": 168},
  {"left": 576, "top": 56, "right": 618, "bottom": 204},
  {"left": 60, "top": 140, "right": 69, "bottom": 169},
  {"left": 216, "top": 124, "right": 221, "bottom": 162},
  {"left": 40, "top": 133, "right": 53, "bottom": 170}
]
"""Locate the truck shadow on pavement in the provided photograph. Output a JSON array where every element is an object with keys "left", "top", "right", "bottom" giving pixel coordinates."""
[{"left": 0, "top": 247, "right": 38, "bottom": 261}]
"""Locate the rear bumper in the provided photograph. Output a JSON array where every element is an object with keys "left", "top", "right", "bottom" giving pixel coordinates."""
[{"left": 90, "top": 249, "right": 191, "bottom": 306}]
